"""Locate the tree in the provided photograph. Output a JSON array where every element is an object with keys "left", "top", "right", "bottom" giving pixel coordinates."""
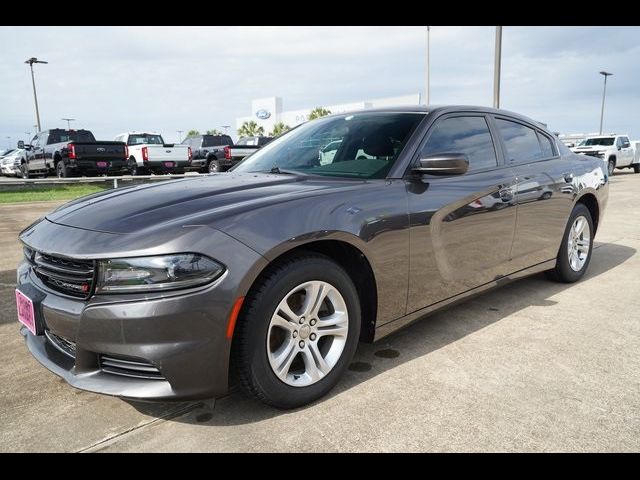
[
  {"left": 269, "top": 122, "right": 291, "bottom": 137},
  {"left": 186, "top": 129, "right": 200, "bottom": 137},
  {"left": 237, "top": 121, "right": 265, "bottom": 137},
  {"left": 308, "top": 106, "right": 331, "bottom": 120},
  {"left": 206, "top": 129, "right": 222, "bottom": 135}
]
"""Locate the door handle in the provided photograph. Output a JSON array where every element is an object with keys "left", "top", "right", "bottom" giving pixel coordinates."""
[
  {"left": 563, "top": 173, "right": 574, "bottom": 183},
  {"left": 499, "top": 187, "right": 514, "bottom": 202}
]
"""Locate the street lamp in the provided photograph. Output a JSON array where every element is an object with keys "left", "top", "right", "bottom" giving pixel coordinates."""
[
  {"left": 24, "top": 57, "right": 48, "bottom": 132},
  {"left": 493, "top": 26, "right": 503, "bottom": 109},
  {"left": 62, "top": 118, "right": 75, "bottom": 129},
  {"left": 221, "top": 125, "right": 230, "bottom": 134},
  {"left": 177, "top": 130, "right": 184, "bottom": 142},
  {"left": 599, "top": 71, "right": 613, "bottom": 135},
  {"left": 425, "top": 26, "right": 431, "bottom": 105}
]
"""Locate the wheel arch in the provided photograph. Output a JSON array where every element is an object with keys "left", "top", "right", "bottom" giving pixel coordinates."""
[
  {"left": 575, "top": 192, "right": 599, "bottom": 234},
  {"left": 240, "top": 236, "right": 379, "bottom": 344}
]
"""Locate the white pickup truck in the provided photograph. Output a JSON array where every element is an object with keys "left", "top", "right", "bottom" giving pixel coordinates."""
[
  {"left": 115, "top": 132, "right": 191, "bottom": 175},
  {"left": 571, "top": 134, "right": 639, "bottom": 176}
]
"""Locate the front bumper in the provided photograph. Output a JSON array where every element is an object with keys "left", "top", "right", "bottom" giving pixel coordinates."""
[{"left": 17, "top": 219, "right": 268, "bottom": 400}]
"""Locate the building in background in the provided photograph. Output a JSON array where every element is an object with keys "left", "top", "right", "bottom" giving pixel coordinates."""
[{"left": 235, "top": 94, "right": 422, "bottom": 134}]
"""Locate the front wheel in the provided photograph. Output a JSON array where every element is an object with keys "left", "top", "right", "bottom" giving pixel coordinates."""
[
  {"left": 545, "top": 203, "right": 594, "bottom": 283},
  {"left": 20, "top": 163, "right": 30, "bottom": 179},
  {"left": 607, "top": 159, "right": 615, "bottom": 176},
  {"left": 234, "top": 254, "right": 361, "bottom": 409}
]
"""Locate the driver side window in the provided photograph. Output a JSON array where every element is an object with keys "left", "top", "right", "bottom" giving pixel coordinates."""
[{"left": 421, "top": 116, "right": 498, "bottom": 171}]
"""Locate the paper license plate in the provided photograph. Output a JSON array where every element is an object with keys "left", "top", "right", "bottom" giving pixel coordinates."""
[{"left": 15, "top": 289, "right": 36, "bottom": 335}]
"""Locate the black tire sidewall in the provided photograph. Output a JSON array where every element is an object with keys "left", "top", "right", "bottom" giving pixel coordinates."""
[
  {"left": 634, "top": 163, "right": 640, "bottom": 173},
  {"left": 56, "top": 162, "right": 66, "bottom": 178},
  {"left": 20, "top": 164, "right": 29, "bottom": 179},
  {"left": 554, "top": 203, "right": 594, "bottom": 283},
  {"left": 238, "top": 256, "right": 361, "bottom": 409},
  {"left": 608, "top": 160, "right": 615, "bottom": 176}
]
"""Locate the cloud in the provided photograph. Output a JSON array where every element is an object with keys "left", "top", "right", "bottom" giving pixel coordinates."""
[{"left": 1, "top": 25, "right": 639, "bottom": 148}]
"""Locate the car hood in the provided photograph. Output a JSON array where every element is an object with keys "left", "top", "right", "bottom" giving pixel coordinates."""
[
  {"left": 573, "top": 145, "right": 608, "bottom": 153},
  {"left": 46, "top": 173, "right": 363, "bottom": 234}
]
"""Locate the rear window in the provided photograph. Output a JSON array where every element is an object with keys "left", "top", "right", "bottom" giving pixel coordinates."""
[
  {"left": 203, "top": 135, "right": 232, "bottom": 147},
  {"left": 495, "top": 119, "right": 543, "bottom": 163},
  {"left": 127, "top": 134, "right": 164, "bottom": 145},
  {"left": 48, "top": 130, "right": 96, "bottom": 144}
]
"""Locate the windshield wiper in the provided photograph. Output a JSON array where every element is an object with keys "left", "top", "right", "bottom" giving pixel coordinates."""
[{"left": 268, "top": 166, "right": 306, "bottom": 176}]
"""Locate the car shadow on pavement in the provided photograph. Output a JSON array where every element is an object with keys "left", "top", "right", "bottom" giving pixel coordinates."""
[{"left": 125, "top": 241, "right": 636, "bottom": 426}]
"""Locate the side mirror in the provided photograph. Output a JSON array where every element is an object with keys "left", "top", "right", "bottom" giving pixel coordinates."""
[
  {"left": 617, "top": 145, "right": 622, "bottom": 151},
  {"left": 413, "top": 153, "right": 469, "bottom": 176},
  {"left": 17, "top": 140, "right": 25, "bottom": 149}
]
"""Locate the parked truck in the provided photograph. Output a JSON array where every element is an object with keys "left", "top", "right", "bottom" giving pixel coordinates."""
[
  {"left": 18, "top": 129, "right": 128, "bottom": 178},
  {"left": 181, "top": 134, "right": 234, "bottom": 173},
  {"left": 114, "top": 132, "right": 191, "bottom": 175},
  {"left": 571, "top": 134, "right": 638, "bottom": 176},
  {"left": 225, "top": 136, "right": 274, "bottom": 164}
]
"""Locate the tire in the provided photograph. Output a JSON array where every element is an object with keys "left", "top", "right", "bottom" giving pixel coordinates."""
[
  {"left": 607, "top": 158, "right": 615, "bottom": 176},
  {"left": 634, "top": 163, "right": 640, "bottom": 174},
  {"left": 128, "top": 158, "right": 140, "bottom": 176},
  {"left": 545, "top": 203, "right": 594, "bottom": 283},
  {"left": 208, "top": 158, "right": 221, "bottom": 173},
  {"left": 56, "top": 162, "right": 69, "bottom": 178},
  {"left": 234, "top": 254, "right": 361, "bottom": 409},
  {"left": 20, "top": 163, "right": 30, "bottom": 179}
]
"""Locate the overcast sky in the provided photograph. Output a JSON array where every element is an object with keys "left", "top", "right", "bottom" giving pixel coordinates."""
[{"left": 1, "top": 26, "right": 639, "bottom": 147}]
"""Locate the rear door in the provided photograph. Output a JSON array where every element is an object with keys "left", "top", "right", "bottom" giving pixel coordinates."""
[
  {"left": 619, "top": 136, "right": 634, "bottom": 166},
  {"left": 493, "top": 116, "right": 575, "bottom": 270},
  {"left": 405, "top": 113, "right": 518, "bottom": 313}
]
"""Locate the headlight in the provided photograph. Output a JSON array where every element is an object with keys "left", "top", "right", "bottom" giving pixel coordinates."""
[{"left": 96, "top": 253, "right": 224, "bottom": 293}]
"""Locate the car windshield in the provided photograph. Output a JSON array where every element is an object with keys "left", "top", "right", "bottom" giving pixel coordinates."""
[
  {"left": 128, "top": 134, "right": 164, "bottom": 145},
  {"left": 233, "top": 112, "right": 425, "bottom": 179},
  {"left": 583, "top": 137, "right": 614, "bottom": 146}
]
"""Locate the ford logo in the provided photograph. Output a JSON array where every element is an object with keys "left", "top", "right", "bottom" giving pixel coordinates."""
[
  {"left": 96, "top": 147, "right": 106, "bottom": 152},
  {"left": 256, "top": 109, "right": 271, "bottom": 120}
]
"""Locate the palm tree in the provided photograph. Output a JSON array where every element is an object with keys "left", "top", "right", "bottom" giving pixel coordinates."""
[
  {"left": 237, "top": 121, "right": 265, "bottom": 137},
  {"left": 206, "top": 129, "right": 222, "bottom": 135},
  {"left": 308, "top": 107, "right": 331, "bottom": 120},
  {"left": 269, "top": 122, "right": 291, "bottom": 137},
  {"left": 186, "top": 129, "right": 200, "bottom": 137}
]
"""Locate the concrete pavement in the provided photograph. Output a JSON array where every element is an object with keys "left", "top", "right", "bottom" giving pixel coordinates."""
[{"left": 1, "top": 172, "right": 639, "bottom": 452}]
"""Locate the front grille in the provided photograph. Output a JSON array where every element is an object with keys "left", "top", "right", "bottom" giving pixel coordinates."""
[
  {"left": 33, "top": 252, "right": 95, "bottom": 298},
  {"left": 100, "top": 354, "right": 165, "bottom": 380},
  {"left": 583, "top": 152, "right": 604, "bottom": 158},
  {"left": 45, "top": 330, "right": 76, "bottom": 358}
]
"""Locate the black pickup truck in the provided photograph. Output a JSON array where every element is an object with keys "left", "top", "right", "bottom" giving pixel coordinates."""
[
  {"left": 181, "top": 134, "right": 234, "bottom": 173},
  {"left": 18, "top": 129, "right": 128, "bottom": 178}
]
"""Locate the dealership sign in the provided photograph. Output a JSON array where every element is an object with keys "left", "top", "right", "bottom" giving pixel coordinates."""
[{"left": 256, "top": 109, "right": 271, "bottom": 120}]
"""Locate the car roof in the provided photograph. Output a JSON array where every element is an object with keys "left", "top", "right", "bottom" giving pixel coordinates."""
[{"left": 325, "top": 105, "right": 548, "bottom": 127}]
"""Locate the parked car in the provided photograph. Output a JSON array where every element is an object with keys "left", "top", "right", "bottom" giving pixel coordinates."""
[
  {"left": 114, "top": 132, "right": 191, "bottom": 175},
  {"left": 18, "top": 129, "right": 128, "bottom": 178},
  {"left": 572, "top": 134, "right": 638, "bottom": 175},
  {"left": 1, "top": 148, "right": 26, "bottom": 177},
  {"left": 225, "top": 136, "right": 274, "bottom": 164},
  {"left": 16, "top": 106, "right": 608, "bottom": 409},
  {"left": 181, "top": 134, "right": 234, "bottom": 173}
]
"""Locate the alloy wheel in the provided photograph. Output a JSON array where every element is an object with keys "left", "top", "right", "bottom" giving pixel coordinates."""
[{"left": 567, "top": 215, "right": 590, "bottom": 272}]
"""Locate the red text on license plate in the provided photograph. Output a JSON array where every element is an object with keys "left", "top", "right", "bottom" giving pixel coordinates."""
[
  {"left": 97, "top": 161, "right": 108, "bottom": 167},
  {"left": 164, "top": 162, "right": 174, "bottom": 167},
  {"left": 15, "top": 289, "right": 36, "bottom": 335}
]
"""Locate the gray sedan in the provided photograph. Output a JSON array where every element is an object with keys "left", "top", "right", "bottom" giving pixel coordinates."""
[{"left": 16, "top": 106, "right": 608, "bottom": 408}]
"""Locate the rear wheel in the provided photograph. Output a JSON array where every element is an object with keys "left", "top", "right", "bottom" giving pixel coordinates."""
[
  {"left": 208, "top": 158, "right": 221, "bottom": 173},
  {"left": 545, "top": 203, "right": 594, "bottom": 283},
  {"left": 128, "top": 158, "right": 140, "bottom": 176},
  {"left": 634, "top": 163, "right": 640, "bottom": 174},
  {"left": 56, "top": 162, "right": 69, "bottom": 178},
  {"left": 234, "top": 254, "right": 361, "bottom": 409},
  {"left": 607, "top": 158, "right": 615, "bottom": 176}
]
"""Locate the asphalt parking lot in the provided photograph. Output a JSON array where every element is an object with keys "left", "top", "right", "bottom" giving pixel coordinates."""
[{"left": 1, "top": 172, "right": 639, "bottom": 452}]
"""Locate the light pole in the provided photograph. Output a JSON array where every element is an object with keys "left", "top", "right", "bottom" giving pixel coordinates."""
[
  {"left": 599, "top": 71, "right": 613, "bottom": 135},
  {"left": 493, "top": 26, "right": 503, "bottom": 109},
  {"left": 221, "top": 125, "right": 230, "bottom": 134},
  {"left": 177, "top": 130, "right": 184, "bottom": 142},
  {"left": 425, "top": 26, "right": 431, "bottom": 105},
  {"left": 62, "top": 118, "right": 75, "bottom": 129},
  {"left": 25, "top": 57, "right": 48, "bottom": 132}
]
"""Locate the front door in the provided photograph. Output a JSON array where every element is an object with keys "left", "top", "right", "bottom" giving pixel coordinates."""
[{"left": 405, "top": 114, "right": 517, "bottom": 314}]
